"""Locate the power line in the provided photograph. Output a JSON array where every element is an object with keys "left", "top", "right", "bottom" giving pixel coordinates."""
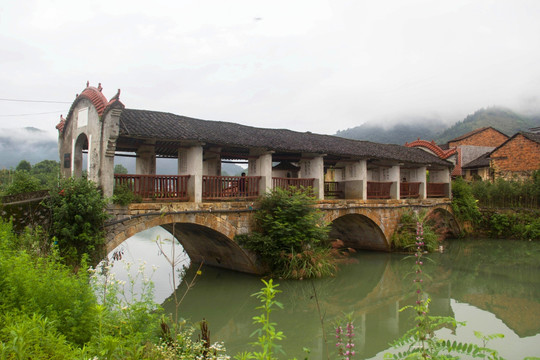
[
  {"left": 0, "top": 110, "right": 64, "bottom": 117},
  {"left": 0, "top": 97, "right": 71, "bottom": 104}
]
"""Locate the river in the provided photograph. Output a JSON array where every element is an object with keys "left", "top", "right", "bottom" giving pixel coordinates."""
[{"left": 108, "top": 227, "right": 540, "bottom": 359}]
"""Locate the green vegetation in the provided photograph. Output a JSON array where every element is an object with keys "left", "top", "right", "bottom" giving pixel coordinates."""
[
  {"left": 452, "top": 176, "right": 540, "bottom": 240},
  {"left": 0, "top": 219, "right": 226, "bottom": 360},
  {"left": 470, "top": 172, "right": 540, "bottom": 209},
  {"left": 391, "top": 210, "right": 439, "bottom": 252},
  {"left": 47, "top": 177, "right": 110, "bottom": 266},
  {"left": 237, "top": 187, "right": 337, "bottom": 279},
  {"left": 113, "top": 183, "right": 142, "bottom": 205},
  {"left": 114, "top": 164, "right": 129, "bottom": 174},
  {"left": 451, "top": 177, "right": 481, "bottom": 224},
  {"left": 0, "top": 159, "right": 60, "bottom": 195}
]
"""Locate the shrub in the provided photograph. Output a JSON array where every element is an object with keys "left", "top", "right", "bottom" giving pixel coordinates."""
[
  {"left": 237, "top": 187, "right": 335, "bottom": 278},
  {"left": 3, "top": 170, "right": 42, "bottom": 195},
  {"left": 48, "top": 177, "right": 109, "bottom": 266},
  {"left": 391, "top": 210, "right": 439, "bottom": 252},
  {"left": 113, "top": 183, "right": 139, "bottom": 205},
  {"left": 451, "top": 177, "right": 481, "bottom": 223}
]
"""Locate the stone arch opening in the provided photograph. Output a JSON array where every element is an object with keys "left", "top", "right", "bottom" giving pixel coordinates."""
[
  {"left": 424, "top": 207, "right": 460, "bottom": 239},
  {"left": 73, "top": 132, "right": 88, "bottom": 178},
  {"left": 329, "top": 213, "right": 389, "bottom": 251}
]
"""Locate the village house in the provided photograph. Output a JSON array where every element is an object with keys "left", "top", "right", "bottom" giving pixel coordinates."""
[{"left": 489, "top": 132, "right": 540, "bottom": 180}]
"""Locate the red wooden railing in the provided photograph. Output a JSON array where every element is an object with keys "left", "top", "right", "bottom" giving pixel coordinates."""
[
  {"left": 202, "top": 175, "right": 260, "bottom": 200},
  {"left": 272, "top": 178, "right": 315, "bottom": 196},
  {"left": 114, "top": 174, "right": 190, "bottom": 200},
  {"left": 400, "top": 182, "right": 421, "bottom": 198},
  {"left": 324, "top": 181, "right": 343, "bottom": 199},
  {"left": 367, "top": 181, "right": 392, "bottom": 199},
  {"left": 427, "top": 182, "right": 447, "bottom": 198}
]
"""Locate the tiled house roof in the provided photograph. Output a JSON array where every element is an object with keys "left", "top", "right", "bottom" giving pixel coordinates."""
[
  {"left": 447, "top": 126, "right": 508, "bottom": 144},
  {"left": 462, "top": 152, "right": 491, "bottom": 169},
  {"left": 117, "top": 108, "right": 452, "bottom": 167}
]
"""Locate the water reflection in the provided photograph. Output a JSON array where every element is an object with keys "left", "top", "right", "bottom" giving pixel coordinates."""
[
  {"left": 110, "top": 231, "right": 540, "bottom": 359},
  {"left": 163, "top": 239, "right": 540, "bottom": 359}
]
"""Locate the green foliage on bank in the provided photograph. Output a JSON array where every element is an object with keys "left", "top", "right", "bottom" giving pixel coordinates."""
[
  {"left": 0, "top": 219, "right": 226, "bottom": 360},
  {"left": 47, "top": 177, "right": 110, "bottom": 266},
  {"left": 451, "top": 177, "right": 481, "bottom": 223},
  {"left": 0, "top": 159, "right": 60, "bottom": 195},
  {"left": 470, "top": 172, "right": 540, "bottom": 209},
  {"left": 237, "top": 187, "right": 337, "bottom": 279},
  {"left": 391, "top": 210, "right": 439, "bottom": 252},
  {"left": 452, "top": 176, "right": 540, "bottom": 240}
]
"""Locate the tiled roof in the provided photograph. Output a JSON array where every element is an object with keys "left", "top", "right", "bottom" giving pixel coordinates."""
[
  {"left": 118, "top": 108, "right": 452, "bottom": 167},
  {"left": 448, "top": 126, "right": 507, "bottom": 144},
  {"left": 58, "top": 83, "right": 124, "bottom": 134},
  {"left": 522, "top": 132, "right": 540, "bottom": 144},
  {"left": 405, "top": 139, "right": 457, "bottom": 159},
  {"left": 462, "top": 152, "right": 491, "bottom": 169}
]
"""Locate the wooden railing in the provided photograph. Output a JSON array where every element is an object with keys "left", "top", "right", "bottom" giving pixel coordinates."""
[
  {"left": 367, "top": 181, "right": 392, "bottom": 199},
  {"left": 324, "top": 181, "right": 343, "bottom": 199},
  {"left": 114, "top": 174, "right": 190, "bottom": 200},
  {"left": 427, "top": 182, "right": 447, "bottom": 198},
  {"left": 272, "top": 177, "right": 314, "bottom": 192},
  {"left": 400, "top": 182, "right": 421, "bottom": 198},
  {"left": 202, "top": 175, "right": 260, "bottom": 200}
]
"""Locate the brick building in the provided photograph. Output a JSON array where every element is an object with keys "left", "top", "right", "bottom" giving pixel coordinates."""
[{"left": 489, "top": 132, "right": 540, "bottom": 180}]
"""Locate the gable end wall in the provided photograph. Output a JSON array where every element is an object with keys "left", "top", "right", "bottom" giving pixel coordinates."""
[{"left": 449, "top": 128, "right": 508, "bottom": 147}]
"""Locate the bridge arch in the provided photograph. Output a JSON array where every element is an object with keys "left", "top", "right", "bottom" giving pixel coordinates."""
[
  {"left": 328, "top": 213, "right": 389, "bottom": 251},
  {"left": 424, "top": 206, "right": 461, "bottom": 239},
  {"left": 106, "top": 212, "right": 263, "bottom": 275}
]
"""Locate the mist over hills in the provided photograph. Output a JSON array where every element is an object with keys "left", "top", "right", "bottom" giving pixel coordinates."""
[
  {"left": 2, "top": 107, "right": 539, "bottom": 170},
  {"left": 336, "top": 107, "right": 540, "bottom": 145}
]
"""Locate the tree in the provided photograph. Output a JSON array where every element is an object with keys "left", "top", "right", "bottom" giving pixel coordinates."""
[
  {"left": 15, "top": 160, "right": 32, "bottom": 172},
  {"left": 32, "top": 160, "right": 60, "bottom": 188},
  {"left": 114, "top": 164, "right": 128, "bottom": 174}
]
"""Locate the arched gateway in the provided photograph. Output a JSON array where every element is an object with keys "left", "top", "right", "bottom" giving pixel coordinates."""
[{"left": 56, "top": 83, "right": 456, "bottom": 274}]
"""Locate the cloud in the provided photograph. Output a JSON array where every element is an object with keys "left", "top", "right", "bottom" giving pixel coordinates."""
[{"left": 0, "top": 128, "right": 58, "bottom": 168}]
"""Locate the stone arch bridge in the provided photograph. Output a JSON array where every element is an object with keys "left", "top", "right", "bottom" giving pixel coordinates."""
[{"left": 106, "top": 199, "right": 456, "bottom": 275}]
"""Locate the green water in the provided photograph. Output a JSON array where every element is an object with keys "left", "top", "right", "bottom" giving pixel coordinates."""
[{"left": 111, "top": 232, "right": 540, "bottom": 359}]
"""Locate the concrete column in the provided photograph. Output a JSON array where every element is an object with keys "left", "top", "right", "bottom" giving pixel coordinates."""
[
  {"left": 203, "top": 147, "right": 221, "bottom": 176},
  {"left": 343, "top": 159, "right": 367, "bottom": 199},
  {"left": 300, "top": 154, "right": 325, "bottom": 200},
  {"left": 136, "top": 144, "right": 156, "bottom": 175},
  {"left": 178, "top": 145, "right": 203, "bottom": 202},
  {"left": 416, "top": 167, "right": 427, "bottom": 199},
  {"left": 389, "top": 165, "right": 400, "bottom": 200},
  {"left": 249, "top": 149, "right": 273, "bottom": 196}
]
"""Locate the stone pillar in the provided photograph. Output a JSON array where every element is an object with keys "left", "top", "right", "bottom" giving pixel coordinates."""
[
  {"left": 203, "top": 147, "right": 221, "bottom": 176},
  {"left": 99, "top": 108, "right": 122, "bottom": 198},
  {"left": 342, "top": 160, "right": 367, "bottom": 200},
  {"left": 300, "top": 154, "right": 325, "bottom": 200},
  {"left": 249, "top": 149, "right": 273, "bottom": 196},
  {"left": 136, "top": 144, "right": 156, "bottom": 175},
  {"left": 389, "top": 165, "right": 400, "bottom": 200},
  {"left": 179, "top": 145, "right": 203, "bottom": 202},
  {"left": 417, "top": 167, "right": 427, "bottom": 199}
]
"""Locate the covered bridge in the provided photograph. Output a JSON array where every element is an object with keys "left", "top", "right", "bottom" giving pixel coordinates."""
[{"left": 56, "top": 82, "right": 453, "bottom": 201}]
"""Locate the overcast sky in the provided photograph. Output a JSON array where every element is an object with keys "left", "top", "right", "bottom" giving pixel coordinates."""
[{"left": 1, "top": 0, "right": 540, "bottom": 139}]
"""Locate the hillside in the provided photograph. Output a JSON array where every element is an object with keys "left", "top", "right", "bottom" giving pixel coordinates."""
[
  {"left": 335, "top": 121, "right": 439, "bottom": 145},
  {"left": 335, "top": 107, "right": 540, "bottom": 145},
  {"left": 434, "top": 107, "right": 540, "bottom": 144}
]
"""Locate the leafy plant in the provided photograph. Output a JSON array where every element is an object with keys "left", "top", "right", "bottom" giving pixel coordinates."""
[
  {"left": 451, "top": 177, "right": 481, "bottom": 224},
  {"left": 3, "top": 170, "right": 42, "bottom": 195},
  {"left": 391, "top": 210, "right": 439, "bottom": 252},
  {"left": 237, "top": 279, "right": 285, "bottom": 360},
  {"left": 237, "top": 187, "right": 335, "bottom": 279},
  {"left": 47, "top": 177, "right": 109, "bottom": 266},
  {"left": 113, "top": 183, "right": 141, "bottom": 205}
]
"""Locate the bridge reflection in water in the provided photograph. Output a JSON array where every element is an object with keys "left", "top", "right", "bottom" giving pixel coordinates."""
[{"left": 151, "top": 238, "right": 540, "bottom": 359}]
